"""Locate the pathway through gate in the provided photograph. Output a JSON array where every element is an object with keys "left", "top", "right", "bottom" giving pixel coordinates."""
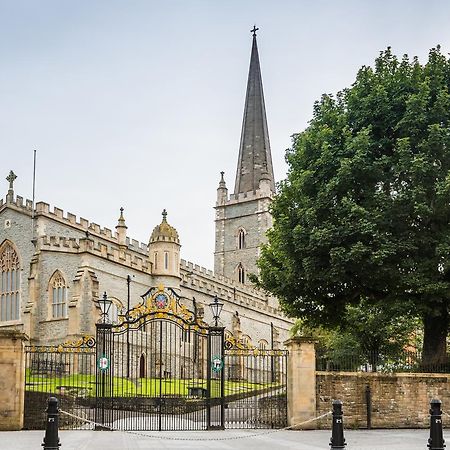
[{"left": 23, "top": 286, "right": 288, "bottom": 431}]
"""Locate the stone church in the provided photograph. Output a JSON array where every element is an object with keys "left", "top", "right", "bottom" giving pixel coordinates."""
[{"left": 0, "top": 31, "right": 292, "bottom": 349}]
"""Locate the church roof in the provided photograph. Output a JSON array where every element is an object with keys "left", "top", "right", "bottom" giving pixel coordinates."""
[
  {"left": 150, "top": 209, "right": 180, "bottom": 244},
  {"left": 234, "top": 28, "right": 275, "bottom": 195}
]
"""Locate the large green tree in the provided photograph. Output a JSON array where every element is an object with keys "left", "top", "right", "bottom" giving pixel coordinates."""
[{"left": 257, "top": 47, "right": 450, "bottom": 365}]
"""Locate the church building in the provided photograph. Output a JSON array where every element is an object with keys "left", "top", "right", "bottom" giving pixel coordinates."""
[{"left": 0, "top": 30, "right": 292, "bottom": 350}]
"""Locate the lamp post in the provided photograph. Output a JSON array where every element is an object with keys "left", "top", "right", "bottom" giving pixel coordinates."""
[
  {"left": 98, "top": 291, "right": 113, "bottom": 325},
  {"left": 207, "top": 295, "right": 225, "bottom": 429},
  {"left": 126, "top": 275, "right": 131, "bottom": 378},
  {"left": 96, "top": 292, "right": 112, "bottom": 428},
  {"left": 209, "top": 295, "right": 224, "bottom": 327}
]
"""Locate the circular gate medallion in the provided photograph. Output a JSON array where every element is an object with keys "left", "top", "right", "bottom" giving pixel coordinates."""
[
  {"left": 98, "top": 356, "right": 109, "bottom": 371},
  {"left": 212, "top": 355, "right": 223, "bottom": 373}
]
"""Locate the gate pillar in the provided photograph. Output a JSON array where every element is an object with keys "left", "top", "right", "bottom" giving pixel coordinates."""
[
  {"left": 207, "top": 326, "right": 225, "bottom": 430},
  {"left": 284, "top": 337, "right": 316, "bottom": 429},
  {"left": 0, "top": 330, "right": 29, "bottom": 430}
]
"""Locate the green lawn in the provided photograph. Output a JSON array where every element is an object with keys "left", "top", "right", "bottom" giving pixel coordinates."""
[{"left": 25, "top": 370, "right": 280, "bottom": 398}]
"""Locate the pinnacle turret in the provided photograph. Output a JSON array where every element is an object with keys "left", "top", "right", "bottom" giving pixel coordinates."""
[{"left": 115, "top": 207, "right": 128, "bottom": 247}]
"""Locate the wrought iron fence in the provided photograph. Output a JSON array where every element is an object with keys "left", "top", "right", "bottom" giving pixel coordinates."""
[{"left": 316, "top": 350, "right": 450, "bottom": 373}]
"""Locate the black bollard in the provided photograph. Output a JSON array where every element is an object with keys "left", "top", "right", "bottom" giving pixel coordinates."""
[
  {"left": 330, "top": 400, "right": 346, "bottom": 449},
  {"left": 42, "top": 397, "right": 61, "bottom": 450},
  {"left": 428, "top": 399, "right": 445, "bottom": 450}
]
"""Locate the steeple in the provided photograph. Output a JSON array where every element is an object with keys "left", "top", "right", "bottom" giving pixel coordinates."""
[{"left": 234, "top": 27, "right": 275, "bottom": 195}]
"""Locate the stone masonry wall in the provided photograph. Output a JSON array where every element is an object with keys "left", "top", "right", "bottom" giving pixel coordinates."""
[{"left": 316, "top": 371, "right": 450, "bottom": 429}]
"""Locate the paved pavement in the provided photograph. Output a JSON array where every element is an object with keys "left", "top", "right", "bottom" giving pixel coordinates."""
[{"left": 2, "top": 429, "right": 448, "bottom": 449}]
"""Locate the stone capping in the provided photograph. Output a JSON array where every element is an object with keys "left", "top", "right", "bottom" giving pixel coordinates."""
[
  {"left": 0, "top": 329, "right": 29, "bottom": 341},
  {"left": 284, "top": 336, "right": 318, "bottom": 346},
  {"left": 316, "top": 370, "right": 450, "bottom": 379}
]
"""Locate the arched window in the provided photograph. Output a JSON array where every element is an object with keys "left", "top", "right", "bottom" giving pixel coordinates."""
[
  {"left": 0, "top": 241, "right": 20, "bottom": 322},
  {"left": 258, "top": 339, "right": 268, "bottom": 350},
  {"left": 238, "top": 228, "right": 246, "bottom": 249},
  {"left": 50, "top": 271, "right": 67, "bottom": 319},
  {"left": 154, "top": 252, "right": 158, "bottom": 270},
  {"left": 238, "top": 263, "right": 245, "bottom": 284},
  {"left": 164, "top": 252, "right": 169, "bottom": 270}
]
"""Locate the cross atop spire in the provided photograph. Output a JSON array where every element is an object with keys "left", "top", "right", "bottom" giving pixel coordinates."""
[
  {"left": 233, "top": 28, "right": 275, "bottom": 195},
  {"left": 251, "top": 25, "right": 259, "bottom": 37}
]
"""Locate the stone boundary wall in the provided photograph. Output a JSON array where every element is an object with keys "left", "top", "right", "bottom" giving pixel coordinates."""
[{"left": 315, "top": 371, "right": 450, "bottom": 429}]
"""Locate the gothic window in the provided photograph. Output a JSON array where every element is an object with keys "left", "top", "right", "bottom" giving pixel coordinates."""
[
  {"left": 50, "top": 271, "right": 67, "bottom": 319},
  {"left": 0, "top": 241, "right": 20, "bottom": 322},
  {"left": 154, "top": 252, "right": 158, "bottom": 270},
  {"left": 238, "top": 228, "right": 246, "bottom": 249},
  {"left": 238, "top": 263, "right": 245, "bottom": 284}
]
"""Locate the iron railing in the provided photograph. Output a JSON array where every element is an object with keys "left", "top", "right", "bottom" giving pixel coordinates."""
[{"left": 316, "top": 350, "right": 450, "bottom": 373}]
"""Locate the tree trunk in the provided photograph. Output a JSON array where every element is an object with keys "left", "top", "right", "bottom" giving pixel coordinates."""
[{"left": 422, "top": 307, "right": 449, "bottom": 368}]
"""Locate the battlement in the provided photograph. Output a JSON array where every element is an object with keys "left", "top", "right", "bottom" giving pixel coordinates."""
[
  {"left": 180, "top": 258, "right": 285, "bottom": 318},
  {"left": 39, "top": 234, "right": 151, "bottom": 273},
  {"left": 217, "top": 188, "right": 273, "bottom": 207},
  {"left": 0, "top": 194, "right": 34, "bottom": 212}
]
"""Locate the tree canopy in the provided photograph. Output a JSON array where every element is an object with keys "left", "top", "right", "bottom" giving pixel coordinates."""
[{"left": 257, "top": 46, "right": 450, "bottom": 365}]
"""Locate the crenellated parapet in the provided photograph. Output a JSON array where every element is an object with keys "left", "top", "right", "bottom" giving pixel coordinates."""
[
  {"left": 180, "top": 258, "right": 287, "bottom": 319},
  {"left": 1, "top": 194, "right": 149, "bottom": 254},
  {"left": 216, "top": 188, "right": 273, "bottom": 208},
  {"left": 37, "top": 235, "right": 151, "bottom": 273}
]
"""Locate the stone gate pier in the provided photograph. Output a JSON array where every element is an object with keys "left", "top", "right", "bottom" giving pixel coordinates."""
[
  {"left": 285, "top": 336, "right": 316, "bottom": 429},
  {"left": 0, "top": 330, "right": 28, "bottom": 430}
]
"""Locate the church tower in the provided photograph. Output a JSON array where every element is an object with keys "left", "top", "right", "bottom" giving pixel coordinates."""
[{"left": 214, "top": 27, "right": 275, "bottom": 283}]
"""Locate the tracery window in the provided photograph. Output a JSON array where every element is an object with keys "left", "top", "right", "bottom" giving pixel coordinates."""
[
  {"left": 50, "top": 271, "right": 67, "bottom": 319},
  {"left": 0, "top": 241, "right": 20, "bottom": 322},
  {"left": 238, "top": 263, "right": 245, "bottom": 284}
]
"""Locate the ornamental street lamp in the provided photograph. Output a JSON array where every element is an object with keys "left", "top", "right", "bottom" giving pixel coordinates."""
[
  {"left": 209, "top": 295, "right": 224, "bottom": 327},
  {"left": 98, "top": 292, "right": 112, "bottom": 324}
]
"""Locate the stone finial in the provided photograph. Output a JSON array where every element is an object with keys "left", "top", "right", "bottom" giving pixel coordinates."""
[
  {"left": 162, "top": 209, "right": 167, "bottom": 222},
  {"left": 117, "top": 207, "right": 127, "bottom": 228},
  {"left": 6, "top": 170, "right": 17, "bottom": 190},
  {"left": 217, "top": 171, "right": 228, "bottom": 204},
  {"left": 116, "top": 207, "right": 127, "bottom": 247}
]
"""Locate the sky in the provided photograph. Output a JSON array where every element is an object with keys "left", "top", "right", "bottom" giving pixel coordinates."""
[{"left": 2, "top": 0, "right": 450, "bottom": 269}]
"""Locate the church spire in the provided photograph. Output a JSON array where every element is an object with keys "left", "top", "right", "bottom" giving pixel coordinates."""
[{"left": 234, "top": 27, "right": 275, "bottom": 195}]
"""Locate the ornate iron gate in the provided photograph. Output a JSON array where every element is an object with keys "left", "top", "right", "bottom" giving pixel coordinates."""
[
  {"left": 95, "top": 286, "right": 224, "bottom": 431},
  {"left": 24, "top": 336, "right": 97, "bottom": 430},
  {"left": 224, "top": 338, "right": 288, "bottom": 429}
]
